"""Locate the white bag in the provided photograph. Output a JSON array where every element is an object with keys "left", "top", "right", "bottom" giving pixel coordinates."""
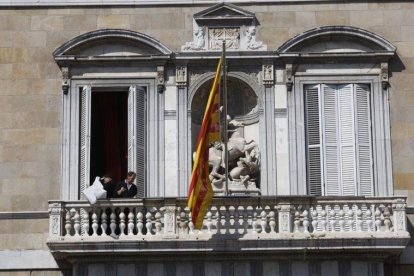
[{"left": 83, "top": 176, "right": 108, "bottom": 204}]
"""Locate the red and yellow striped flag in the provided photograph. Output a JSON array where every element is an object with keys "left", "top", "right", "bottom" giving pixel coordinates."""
[{"left": 187, "top": 58, "right": 222, "bottom": 229}]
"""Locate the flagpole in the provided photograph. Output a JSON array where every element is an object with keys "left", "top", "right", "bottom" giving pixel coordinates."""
[{"left": 221, "top": 40, "right": 229, "bottom": 196}]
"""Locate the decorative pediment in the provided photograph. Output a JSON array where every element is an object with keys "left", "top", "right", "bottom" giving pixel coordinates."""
[
  {"left": 181, "top": 3, "right": 266, "bottom": 52},
  {"left": 194, "top": 3, "right": 255, "bottom": 24},
  {"left": 278, "top": 26, "right": 396, "bottom": 55},
  {"left": 53, "top": 29, "right": 172, "bottom": 63}
]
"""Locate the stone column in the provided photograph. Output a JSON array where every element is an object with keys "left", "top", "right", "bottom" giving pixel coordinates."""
[
  {"left": 176, "top": 65, "right": 190, "bottom": 196},
  {"left": 260, "top": 62, "right": 277, "bottom": 195}
]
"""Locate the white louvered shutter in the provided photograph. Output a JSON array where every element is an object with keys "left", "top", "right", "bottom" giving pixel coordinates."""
[
  {"left": 338, "top": 84, "right": 357, "bottom": 196},
  {"left": 80, "top": 85, "right": 92, "bottom": 197},
  {"left": 355, "top": 84, "right": 373, "bottom": 196},
  {"left": 322, "top": 84, "right": 340, "bottom": 196},
  {"left": 305, "top": 85, "right": 323, "bottom": 196},
  {"left": 128, "top": 85, "right": 146, "bottom": 198}
]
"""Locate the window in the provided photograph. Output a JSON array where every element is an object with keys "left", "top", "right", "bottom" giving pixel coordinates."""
[
  {"left": 79, "top": 85, "right": 147, "bottom": 198},
  {"left": 304, "top": 84, "right": 373, "bottom": 196}
]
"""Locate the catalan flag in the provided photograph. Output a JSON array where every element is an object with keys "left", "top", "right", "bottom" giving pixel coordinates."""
[{"left": 187, "top": 58, "right": 222, "bottom": 229}]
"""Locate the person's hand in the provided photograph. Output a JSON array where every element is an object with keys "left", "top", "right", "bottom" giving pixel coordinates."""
[{"left": 117, "top": 187, "right": 126, "bottom": 195}]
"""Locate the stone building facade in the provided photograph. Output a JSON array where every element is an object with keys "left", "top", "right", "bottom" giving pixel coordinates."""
[{"left": 0, "top": 1, "right": 414, "bottom": 275}]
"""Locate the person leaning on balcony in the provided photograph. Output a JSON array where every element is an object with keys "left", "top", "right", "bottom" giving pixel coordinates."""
[
  {"left": 114, "top": 171, "right": 137, "bottom": 198},
  {"left": 100, "top": 174, "right": 115, "bottom": 199}
]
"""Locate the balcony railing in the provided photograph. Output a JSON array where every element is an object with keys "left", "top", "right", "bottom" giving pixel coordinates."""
[{"left": 48, "top": 196, "right": 409, "bottom": 238}]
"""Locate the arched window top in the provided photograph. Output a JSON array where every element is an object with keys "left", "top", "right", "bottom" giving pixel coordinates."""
[
  {"left": 278, "top": 26, "right": 396, "bottom": 54},
  {"left": 53, "top": 29, "right": 172, "bottom": 58}
]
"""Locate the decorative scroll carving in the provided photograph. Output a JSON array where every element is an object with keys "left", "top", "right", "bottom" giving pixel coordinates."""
[
  {"left": 246, "top": 26, "right": 266, "bottom": 50},
  {"left": 182, "top": 27, "right": 206, "bottom": 51},
  {"left": 262, "top": 64, "right": 274, "bottom": 86},
  {"left": 381, "top": 62, "right": 389, "bottom": 90},
  {"left": 61, "top": 67, "right": 70, "bottom": 95},
  {"left": 285, "top": 64, "right": 293, "bottom": 92},
  {"left": 209, "top": 28, "right": 240, "bottom": 50},
  {"left": 176, "top": 66, "right": 187, "bottom": 87}
]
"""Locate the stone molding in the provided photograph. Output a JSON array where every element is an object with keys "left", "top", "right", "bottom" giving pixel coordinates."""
[{"left": 278, "top": 26, "right": 396, "bottom": 54}]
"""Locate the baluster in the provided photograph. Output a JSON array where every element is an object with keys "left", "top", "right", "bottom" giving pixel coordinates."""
[
  {"left": 311, "top": 209, "right": 318, "bottom": 232},
  {"left": 338, "top": 208, "right": 345, "bottom": 232},
  {"left": 206, "top": 211, "right": 212, "bottom": 234},
  {"left": 366, "top": 209, "right": 372, "bottom": 232},
  {"left": 220, "top": 206, "right": 227, "bottom": 234},
  {"left": 237, "top": 206, "right": 245, "bottom": 235},
  {"left": 179, "top": 211, "right": 188, "bottom": 234},
  {"left": 109, "top": 211, "right": 117, "bottom": 236},
  {"left": 229, "top": 206, "right": 235, "bottom": 234},
  {"left": 356, "top": 208, "right": 362, "bottom": 232},
  {"left": 128, "top": 211, "right": 135, "bottom": 236},
  {"left": 73, "top": 209, "right": 81, "bottom": 236},
  {"left": 119, "top": 210, "right": 126, "bottom": 236},
  {"left": 155, "top": 211, "right": 162, "bottom": 235},
  {"left": 252, "top": 207, "right": 258, "bottom": 234},
  {"left": 246, "top": 206, "right": 253, "bottom": 234},
  {"left": 347, "top": 209, "right": 354, "bottom": 232},
  {"left": 82, "top": 211, "right": 89, "bottom": 236},
  {"left": 302, "top": 210, "right": 309, "bottom": 233},
  {"left": 329, "top": 209, "right": 336, "bottom": 232},
  {"left": 145, "top": 211, "right": 153, "bottom": 235},
  {"left": 260, "top": 209, "right": 267, "bottom": 234},
  {"left": 101, "top": 211, "right": 107, "bottom": 236},
  {"left": 91, "top": 211, "right": 98, "bottom": 236},
  {"left": 384, "top": 206, "right": 391, "bottom": 232},
  {"left": 188, "top": 212, "right": 195, "bottom": 235},
  {"left": 375, "top": 207, "right": 382, "bottom": 232},
  {"left": 65, "top": 210, "right": 72, "bottom": 236},
  {"left": 211, "top": 206, "right": 218, "bottom": 234},
  {"left": 294, "top": 209, "right": 300, "bottom": 233},
  {"left": 136, "top": 211, "right": 144, "bottom": 236},
  {"left": 269, "top": 210, "right": 276, "bottom": 234},
  {"left": 320, "top": 209, "right": 327, "bottom": 232}
]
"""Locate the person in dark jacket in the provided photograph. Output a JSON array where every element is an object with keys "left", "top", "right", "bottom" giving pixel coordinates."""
[
  {"left": 114, "top": 171, "right": 137, "bottom": 198},
  {"left": 100, "top": 174, "right": 115, "bottom": 199}
]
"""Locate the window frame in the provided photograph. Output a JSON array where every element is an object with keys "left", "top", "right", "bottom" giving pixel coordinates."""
[
  {"left": 61, "top": 79, "right": 157, "bottom": 200},
  {"left": 289, "top": 74, "right": 393, "bottom": 196}
]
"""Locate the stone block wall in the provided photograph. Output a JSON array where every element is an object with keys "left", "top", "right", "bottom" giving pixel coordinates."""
[{"left": 0, "top": 1, "right": 414, "bottom": 273}]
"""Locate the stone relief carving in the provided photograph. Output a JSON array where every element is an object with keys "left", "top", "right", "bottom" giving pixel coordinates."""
[
  {"left": 182, "top": 27, "right": 206, "bottom": 51},
  {"left": 176, "top": 66, "right": 187, "bottom": 86},
  {"left": 209, "top": 28, "right": 240, "bottom": 50},
  {"left": 262, "top": 64, "right": 274, "bottom": 86},
  {"left": 207, "top": 119, "right": 260, "bottom": 194},
  {"left": 245, "top": 26, "right": 266, "bottom": 50}
]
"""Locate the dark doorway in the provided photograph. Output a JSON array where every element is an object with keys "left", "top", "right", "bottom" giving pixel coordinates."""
[{"left": 90, "top": 91, "right": 128, "bottom": 184}]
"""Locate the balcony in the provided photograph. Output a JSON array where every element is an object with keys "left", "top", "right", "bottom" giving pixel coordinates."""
[{"left": 47, "top": 196, "right": 409, "bottom": 263}]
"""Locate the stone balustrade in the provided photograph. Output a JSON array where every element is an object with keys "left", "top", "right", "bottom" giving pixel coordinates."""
[{"left": 48, "top": 196, "right": 408, "bottom": 240}]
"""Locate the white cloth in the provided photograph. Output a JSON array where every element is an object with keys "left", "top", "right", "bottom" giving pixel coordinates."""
[{"left": 83, "top": 176, "right": 107, "bottom": 204}]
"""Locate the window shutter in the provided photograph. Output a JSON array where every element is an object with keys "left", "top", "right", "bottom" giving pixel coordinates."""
[
  {"left": 355, "top": 84, "right": 373, "bottom": 196},
  {"left": 305, "top": 85, "right": 323, "bottom": 196},
  {"left": 338, "top": 84, "right": 356, "bottom": 196},
  {"left": 128, "top": 85, "right": 146, "bottom": 198},
  {"left": 322, "top": 84, "right": 340, "bottom": 196},
  {"left": 80, "top": 85, "right": 92, "bottom": 197}
]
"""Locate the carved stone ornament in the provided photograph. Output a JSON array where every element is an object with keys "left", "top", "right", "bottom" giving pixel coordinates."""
[
  {"left": 176, "top": 66, "right": 187, "bottom": 87},
  {"left": 285, "top": 64, "right": 293, "bottom": 92},
  {"left": 157, "top": 66, "right": 165, "bottom": 85},
  {"left": 181, "top": 27, "right": 206, "bottom": 51},
  {"left": 163, "top": 206, "right": 177, "bottom": 235},
  {"left": 262, "top": 64, "right": 274, "bottom": 86},
  {"left": 61, "top": 67, "right": 70, "bottom": 95},
  {"left": 209, "top": 28, "right": 240, "bottom": 50},
  {"left": 381, "top": 62, "right": 389, "bottom": 90},
  {"left": 207, "top": 120, "right": 260, "bottom": 195},
  {"left": 246, "top": 26, "right": 266, "bottom": 50}
]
